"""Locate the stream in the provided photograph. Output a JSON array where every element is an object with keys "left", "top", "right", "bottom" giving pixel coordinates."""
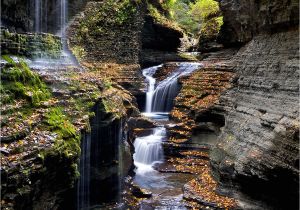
[{"left": 132, "top": 63, "right": 202, "bottom": 209}]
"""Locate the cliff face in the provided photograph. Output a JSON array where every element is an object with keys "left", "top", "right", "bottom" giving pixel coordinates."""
[
  {"left": 1, "top": 0, "right": 87, "bottom": 33},
  {"left": 210, "top": 0, "right": 299, "bottom": 208},
  {"left": 218, "top": 0, "right": 299, "bottom": 45}
]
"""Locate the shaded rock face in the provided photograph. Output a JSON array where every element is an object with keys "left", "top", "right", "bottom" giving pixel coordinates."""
[
  {"left": 218, "top": 0, "right": 299, "bottom": 45},
  {"left": 1, "top": 0, "right": 87, "bottom": 33},
  {"left": 68, "top": 1, "right": 144, "bottom": 64},
  {"left": 67, "top": 1, "right": 145, "bottom": 96},
  {"left": 210, "top": 29, "right": 299, "bottom": 209},
  {"left": 142, "top": 15, "right": 183, "bottom": 52},
  {"left": 78, "top": 101, "right": 132, "bottom": 208}
]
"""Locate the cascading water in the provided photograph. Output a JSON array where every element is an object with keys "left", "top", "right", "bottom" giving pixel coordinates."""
[
  {"left": 60, "top": 0, "right": 68, "bottom": 39},
  {"left": 134, "top": 62, "right": 202, "bottom": 174},
  {"left": 133, "top": 127, "right": 165, "bottom": 172},
  {"left": 142, "top": 65, "right": 162, "bottom": 113},
  {"left": 30, "top": 0, "right": 81, "bottom": 69},
  {"left": 34, "top": 0, "right": 42, "bottom": 33},
  {"left": 132, "top": 62, "right": 203, "bottom": 208},
  {"left": 77, "top": 133, "right": 91, "bottom": 210},
  {"left": 142, "top": 63, "right": 203, "bottom": 113}
]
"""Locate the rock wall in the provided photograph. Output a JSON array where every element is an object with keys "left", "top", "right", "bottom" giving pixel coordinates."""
[
  {"left": 210, "top": 1, "right": 299, "bottom": 207},
  {"left": 1, "top": 0, "right": 87, "bottom": 33},
  {"left": 218, "top": 0, "right": 299, "bottom": 45},
  {"left": 1, "top": 29, "right": 62, "bottom": 58},
  {"left": 67, "top": 1, "right": 146, "bottom": 96}
]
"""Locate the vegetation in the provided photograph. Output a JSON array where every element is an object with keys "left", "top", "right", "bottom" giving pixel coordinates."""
[
  {"left": 43, "top": 107, "right": 80, "bottom": 159},
  {"left": 1, "top": 55, "right": 51, "bottom": 106},
  {"left": 147, "top": 3, "right": 182, "bottom": 32},
  {"left": 1, "top": 29, "right": 62, "bottom": 58},
  {"left": 76, "top": 0, "right": 138, "bottom": 43},
  {"left": 158, "top": 0, "right": 223, "bottom": 38}
]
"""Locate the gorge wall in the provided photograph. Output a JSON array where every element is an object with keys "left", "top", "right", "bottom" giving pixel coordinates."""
[
  {"left": 1, "top": 0, "right": 87, "bottom": 33},
  {"left": 210, "top": 0, "right": 299, "bottom": 208}
]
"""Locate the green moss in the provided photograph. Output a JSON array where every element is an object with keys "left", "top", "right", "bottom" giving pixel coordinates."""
[
  {"left": 199, "top": 16, "right": 223, "bottom": 42},
  {"left": 1, "top": 29, "right": 62, "bottom": 58},
  {"left": 40, "top": 107, "right": 81, "bottom": 187},
  {"left": 75, "top": 0, "right": 138, "bottom": 43},
  {"left": 1, "top": 56, "right": 51, "bottom": 106},
  {"left": 103, "top": 78, "right": 113, "bottom": 89},
  {"left": 42, "top": 34, "right": 62, "bottom": 58},
  {"left": 71, "top": 45, "right": 86, "bottom": 61},
  {"left": 148, "top": 3, "right": 182, "bottom": 32}
]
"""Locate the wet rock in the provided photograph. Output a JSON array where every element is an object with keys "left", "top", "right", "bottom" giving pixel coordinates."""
[
  {"left": 0, "top": 147, "right": 10, "bottom": 155},
  {"left": 128, "top": 117, "right": 155, "bottom": 129},
  {"left": 142, "top": 15, "right": 183, "bottom": 52},
  {"left": 0, "top": 29, "right": 62, "bottom": 58},
  {"left": 131, "top": 184, "right": 152, "bottom": 198}
]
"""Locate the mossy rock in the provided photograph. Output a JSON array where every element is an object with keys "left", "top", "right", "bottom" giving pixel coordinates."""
[
  {"left": 1, "top": 56, "right": 51, "bottom": 106},
  {"left": 1, "top": 29, "right": 62, "bottom": 59}
]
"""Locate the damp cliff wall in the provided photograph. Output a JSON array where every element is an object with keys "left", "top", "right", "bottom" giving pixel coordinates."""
[{"left": 210, "top": 0, "right": 299, "bottom": 208}]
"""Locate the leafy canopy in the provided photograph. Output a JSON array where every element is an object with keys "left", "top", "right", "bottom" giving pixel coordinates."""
[{"left": 190, "top": 0, "right": 220, "bottom": 21}]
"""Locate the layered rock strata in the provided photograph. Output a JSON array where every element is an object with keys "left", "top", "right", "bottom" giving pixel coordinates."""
[
  {"left": 211, "top": 29, "right": 299, "bottom": 209},
  {"left": 1, "top": 29, "right": 62, "bottom": 58}
]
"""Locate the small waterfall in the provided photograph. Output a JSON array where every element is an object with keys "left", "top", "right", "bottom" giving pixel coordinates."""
[
  {"left": 34, "top": 0, "right": 42, "bottom": 33},
  {"left": 142, "top": 65, "right": 163, "bottom": 112},
  {"left": 77, "top": 133, "right": 91, "bottom": 210},
  {"left": 143, "top": 63, "right": 203, "bottom": 113},
  {"left": 133, "top": 127, "right": 165, "bottom": 173},
  {"left": 134, "top": 128, "right": 165, "bottom": 165},
  {"left": 60, "top": 0, "right": 68, "bottom": 39},
  {"left": 77, "top": 103, "right": 125, "bottom": 209}
]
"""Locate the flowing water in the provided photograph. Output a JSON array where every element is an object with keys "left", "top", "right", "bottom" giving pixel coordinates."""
[
  {"left": 34, "top": 0, "right": 41, "bottom": 32},
  {"left": 77, "top": 133, "right": 91, "bottom": 210},
  {"left": 133, "top": 62, "right": 202, "bottom": 209},
  {"left": 142, "top": 63, "right": 203, "bottom": 112},
  {"left": 31, "top": 0, "right": 81, "bottom": 69}
]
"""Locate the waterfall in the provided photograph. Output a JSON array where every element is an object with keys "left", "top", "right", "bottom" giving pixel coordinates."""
[
  {"left": 77, "top": 104, "right": 125, "bottom": 209},
  {"left": 77, "top": 133, "right": 91, "bottom": 210},
  {"left": 34, "top": 0, "right": 42, "bottom": 32},
  {"left": 133, "top": 127, "right": 165, "bottom": 174},
  {"left": 134, "top": 62, "right": 202, "bottom": 174},
  {"left": 133, "top": 127, "right": 165, "bottom": 165},
  {"left": 143, "top": 63, "right": 203, "bottom": 113},
  {"left": 60, "top": 0, "right": 68, "bottom": 39},
  {"left": 142, "top": 65, "right": 163, "bottom": 113}
]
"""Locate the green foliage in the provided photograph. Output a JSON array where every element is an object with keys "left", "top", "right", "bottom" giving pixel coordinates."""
[
  {"left": 76, "top": 0, "right": 137, "bottom": 43},
  {"left": 1, "top": 56, "right": 51, "bottom": 106},
  {"left": 148, "top": 3, "right": 182, "bottom": 32},
  {"left": 44, "top": 107, "right": 80, "bottom": 158},
  {"left": 162, "top": 0, "right": 177, "bottom": 11},
  {"left": 162, "top": 0, "right": 223, "bottom": 36},
  {"left": 71, "top": 45, "right": 86, "bottom": 61},
  {"left": 199, "top": 16, "right": 223, "bottom": 41},
  {"left": 190, "top": 0, "right": 220, "bottom": 21},
  {"left": 169, "top": 1, "right": 199, "bottom": 34},
  {"left": 189, "top": 0, "right": 223, "bottom": 43}
]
